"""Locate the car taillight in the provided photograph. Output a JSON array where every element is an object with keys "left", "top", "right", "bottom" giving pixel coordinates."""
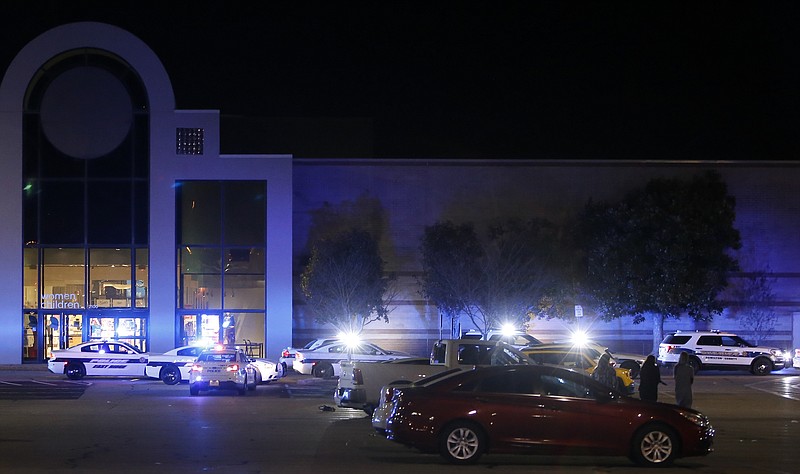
[
  {"left": 353, "top": 368, "right": 364, "bottom": 385},
  {"left": 382, "top": 387, "right": 393, "bottom": 404},
  {"left": 227, "top": 364, "right": 239, "bottom": 372},
  {"left": 282, "top": 349, "right": 291, "bottom": 358}
]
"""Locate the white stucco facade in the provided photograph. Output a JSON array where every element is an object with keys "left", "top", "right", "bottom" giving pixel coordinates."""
[{"left": 0, "top": 22, "right": 292, "bottom": 363}]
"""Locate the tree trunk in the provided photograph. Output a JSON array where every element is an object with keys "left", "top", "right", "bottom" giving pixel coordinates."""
[{"left": 651, "top": 313, "right": 665, "bottom": 355}]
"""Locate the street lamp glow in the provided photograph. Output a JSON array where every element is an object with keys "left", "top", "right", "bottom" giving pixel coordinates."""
[
  {"left": 500, "top": 323, "right": 517, "bottom": 338},
  {"left": 570, "top": 329, "right": 589, "bottom": 347},
  {"left": 337, "top": 331, "right": 361, "bottom": 348}
]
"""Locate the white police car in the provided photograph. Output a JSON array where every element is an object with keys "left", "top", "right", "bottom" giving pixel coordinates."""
[
  {"left": 48, "top": 340, "right": 148, "bottom": 380},
  {"left": 658, "top": 330, "right": 786, "bottom": 375},
  {"left": 189, "top": 346, "right": 257, "bottom": 396},
  {"left": 147, "top": 344, "right": 284, "bottom": 385},
  {"left": 145, "top": 344, "right": 209, "bottom": 385}
]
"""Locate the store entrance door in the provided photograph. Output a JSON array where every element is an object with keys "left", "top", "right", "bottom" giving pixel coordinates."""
[
  {"left": 180, "top": 312, "right": 236, "bottom": 346},
  {"left": 43, "top": 312, "right": 84, "bottom": 359}
]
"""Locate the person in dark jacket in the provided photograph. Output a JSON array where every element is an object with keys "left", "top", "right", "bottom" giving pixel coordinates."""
[
  {"left": 638, "top": 354, "right": 665, "bottom": 402},
  {"left": 674, "top": 351, "right": 695, "bottom": 408},
  {"left": 591, "top": 352, "right": 619, "bottom": 390}
]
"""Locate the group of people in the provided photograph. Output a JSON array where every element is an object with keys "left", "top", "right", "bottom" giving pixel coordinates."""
[{"left": 592, "top": 351, "right": 694, "bottom": 407}]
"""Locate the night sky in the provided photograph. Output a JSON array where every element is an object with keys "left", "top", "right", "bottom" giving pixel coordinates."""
[{"left": 3, "top": 1, "right": 799, "bottom": 159}]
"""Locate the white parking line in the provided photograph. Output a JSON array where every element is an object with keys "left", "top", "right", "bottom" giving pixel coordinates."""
[
  {"left": 746, "top": 376, "right": 800, "bottom": 401},
  {"left": 0, "top": 381, "right": 22, "bottom": 386}
]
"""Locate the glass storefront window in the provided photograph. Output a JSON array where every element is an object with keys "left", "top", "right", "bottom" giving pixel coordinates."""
[
  {"left": 223, "top": 181, "right": 265, "bottom": 245},
  {"left": 135, "top": 249, "right": 148, "bottom": 308},
  {"left": 182, "top": 274, "right": 221, "bottom": 309},
  {"left": 179, "top": 181, "right": 221, "bottom": 245},
  {"left": 224, "top": 275, "right": 265, "bottom": 309},
  {"left": 177, "top": 181, "right": 267, "bottom": 351},
  {"left": 226, "top": 312, "right": 265, "bottom": 357},
  {"left": 42, "top": 248, "right": 85, "bottom": 309},
  {"left": 24, "top": 248, "right": 38, "bottom": 309},
  {"left": 23, "top": 311, "right": 38, "bottom": 360},
  {"left": 89, "top": 317, "right": 115, "bottom": 339},
  {"left": 89, "top": 248, "right": 132, "bottom": 308},
  {"left": 181, "top": 314, "right": 197, "bottom": 345},
  {"left": 182, "top": 247, "right": 221, "bottom": 274}
]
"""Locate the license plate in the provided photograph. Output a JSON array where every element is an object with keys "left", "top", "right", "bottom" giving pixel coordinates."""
[{"left": 210, "top": 380, "right": 220, "bottom": 387}]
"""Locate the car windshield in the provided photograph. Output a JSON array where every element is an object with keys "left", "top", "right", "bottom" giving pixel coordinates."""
[{"left": 199, "top": 353, "right": 235, "bottom": 362}]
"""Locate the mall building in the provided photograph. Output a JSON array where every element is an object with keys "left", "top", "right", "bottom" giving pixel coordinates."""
[
  {"left": 2, "top": 22, "right": 800, "bottom": 364},
  {"left": 0, "top": 22, "right": 291, "bottom": 364}
]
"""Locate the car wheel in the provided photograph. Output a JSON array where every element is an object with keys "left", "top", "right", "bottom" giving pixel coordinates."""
[
  {"left": 631, "top": 423, "right": 677, "bottom": 467},
  {"left": 313, "top": 363, "right": 334, "bottom": 378},
  {"left": 620, "top": 360, "right": 641, "bottom": 379},
  {"left": 439, "top": 421, "right": 485, "bottom": 464},
  {"left": 275, "top": 362, "right": 285, "bottom": 378},
  {"left": 248, "top": 374, "right": 258, "bottom": 391},
  {"left": 253, "top": 369, "right": 263, "bottom": 385},
  {"left": 189, "top": 384, "right": 200, "bottom": 396},
  {"left": 160, "top": 364, "right": 181, "bottom": 385},
  {"left": 65, "top": 362, "right": 85, "bottom": 380},
  {"left": 688, "top": 356, "right": 702, "bottom": 374},
  {"left": 238, "top": 383, "right": 247, "bottom": 396},
  {"left": 751, "top": 357, "right": 773, "bottom": 375}
]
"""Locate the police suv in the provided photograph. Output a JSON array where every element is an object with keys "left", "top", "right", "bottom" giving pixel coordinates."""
[{"left": 658, "top": 330, "right": 787, "bottom": 375}]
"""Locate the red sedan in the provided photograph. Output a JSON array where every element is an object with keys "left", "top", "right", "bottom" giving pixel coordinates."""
[{"left": 385, "top": 364, "right": 714, "bottom": 467}]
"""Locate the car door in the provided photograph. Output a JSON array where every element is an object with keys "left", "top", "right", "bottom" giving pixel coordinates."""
[
  {"left": 451, "top": 368, "right": 555, "bottom": 451},
  {"left": 532, "top": 371, "right": 631, "bottom": 454},
  {"left": 720, "top": 335, "right": 752, "bottom": 367},
  {"left": 695, "top": 335, "right": 727, "bottom": 365},
  {"left": 105, "top": 342, "right": 148, "bottom": 376}
]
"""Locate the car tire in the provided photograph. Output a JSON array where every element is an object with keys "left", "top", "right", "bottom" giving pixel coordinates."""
[
  {"left": 439, "top": 421, "right": 485, "bottom": 464},
  {"left": 620, "top": 360, "right": 641, "bottom": 379},
  {"left": 238, "top": 383, "right": 247, "bottom": 396},
  {"left": 631, "top": 423, "right": 677, "bottom": 467},
  {"left": 247, "top": 374, "right": 258, "bottom": 391},
  {"left": 65, "top": 362, "right": 85, "bottom": 380},
  {"left": 275, "top": 362, "right": 285, "bottom": 378},
  {"left": 751, "top": 357, "right": 773, "bottom": 376},
  {"left": 313, "top": 362, "right": 334, "bottom": 378},
  {"left": 160, "top": 364, "right": 182, "bottom": 385},
  {"left": 189, "top": 384, "right": 200, "bottom": 396}
]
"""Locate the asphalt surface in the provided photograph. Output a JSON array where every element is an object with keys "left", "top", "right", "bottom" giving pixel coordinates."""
[{"left": 0, "top": 364, "right": 798, "bottom": 473}]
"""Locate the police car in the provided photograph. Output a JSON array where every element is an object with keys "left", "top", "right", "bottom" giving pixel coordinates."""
[
  {"left": 48, "top": 340, "right": 148, "bottom": 380},
  {"left": 189, "top": 346, "right": 257, "bottom": 396},
  {"left": 147, "top": 344, "right": 284, "bottom": 385},
  {"left": 145, "top": 344, "right": 209, "bottom": 385},
  {"left": 658, "top": 330, "right": 787, "bottom": 375}
]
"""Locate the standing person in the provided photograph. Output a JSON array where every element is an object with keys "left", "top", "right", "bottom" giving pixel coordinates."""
[
  {"left": 674, "top": 351, "right": 695, "bottom": 408},
  {"left": 592, "top": 352, "right": 619, "bottom": 390},
  {"left": 638, "top": 355, "right": 665, "bottom": 402}
]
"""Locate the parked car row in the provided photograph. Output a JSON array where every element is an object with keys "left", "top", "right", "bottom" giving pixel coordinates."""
[{"left": 47, "top": 340, "right": 283, "bottom": 396}]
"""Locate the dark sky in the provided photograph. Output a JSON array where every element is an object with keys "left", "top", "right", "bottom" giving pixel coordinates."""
[{"left": 3, "top": 1, "right": 800, "bottom": 159}]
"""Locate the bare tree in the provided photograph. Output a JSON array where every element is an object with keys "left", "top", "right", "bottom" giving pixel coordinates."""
[
  {"left": 727, "top": 269, "right": 778, "bottom": 345},
  {"left": 301, "top": 229, "right": 396, "bottom": 335},
  {"left": 419, "top": 218, "right": 565, "bottom": 337}
]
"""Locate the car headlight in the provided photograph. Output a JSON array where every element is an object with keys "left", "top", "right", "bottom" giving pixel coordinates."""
[
  {"left": 769, "top": 349, "right": 782, "bottom": 357},
  {"left": 678, "top": 410, "right": 709, "bottom": 428}
]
